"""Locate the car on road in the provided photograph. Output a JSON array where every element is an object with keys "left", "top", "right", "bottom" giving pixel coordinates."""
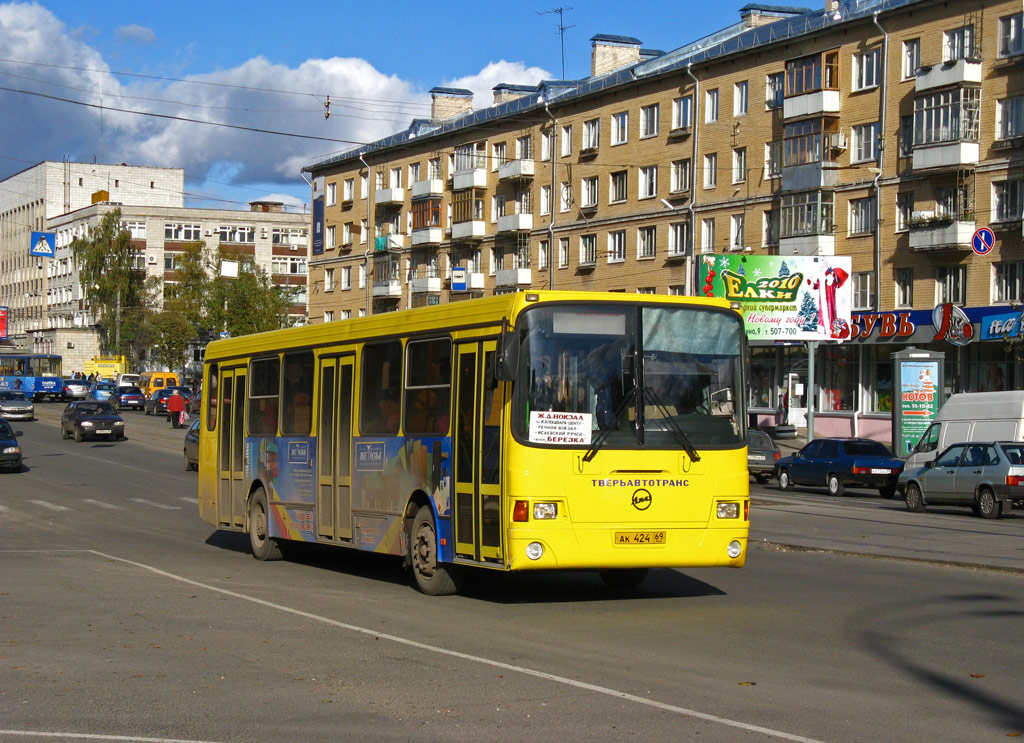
[
  {"left": 898, "top": 441, "right": 1024, "bottom": 519},
  {"left": 111, "top": 385, "right": 146, "bottom": 411},
  {"left": 145, "top": 387, "right": 193, "bottom": 417},
  {"left": 0, "top": 390, "right": 35, "bottom": 421},
  {"left": 188, "top": 390, "right": 202, "bottom": 414},
  {"left": 60, "top": 401, "right": 126, "bottom": 442},
  {"left": 183, "top": 418, "right": 200, "bottom": 471},
  {"left": 0, "top": 417, "right": 23, "bottom": 472},
  {"left": 775, "top": 437, "right": 904, "bottom": 497},
  {"left": 61, "top": 378, "right": 90, "bottom": 400},
  {"left": 747, "top": 429, "right": 780, "bottom": 483},
  {"left": 86, "top": 381, "right": 117, "bottom": 402}
]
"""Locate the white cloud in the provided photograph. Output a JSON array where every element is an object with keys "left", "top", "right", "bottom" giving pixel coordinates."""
[
  {"left": 115, "top": 24, "right": 155, "bottom": 45},
  {"left": 444, "top": 60, "right": 550, "bottom": 110}
]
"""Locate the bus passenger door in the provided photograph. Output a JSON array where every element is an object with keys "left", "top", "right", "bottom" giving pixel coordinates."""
[
  {"left": 453, "top": 340, "right": 503, "bottom": 564},
  {"left": 316, "top": 355, "right": 354, "bottom": 541},
  {"left": 217, "top": 367, "right": 247, "bottom": 528}
]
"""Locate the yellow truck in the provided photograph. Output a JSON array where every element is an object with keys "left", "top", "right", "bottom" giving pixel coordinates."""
[{"left": 83, "top": 355, "right": 127, "bottom": 381}]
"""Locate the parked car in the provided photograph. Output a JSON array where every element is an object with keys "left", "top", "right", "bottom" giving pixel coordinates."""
[
  {"left": 0, "top": 417, "right": 23, "bottom": 472},
  {"left": 111, "top": 385, "right": 146, "bottom": 411},
  {"left": 188, "top": 390, "right": 202, "bottom": 414},
  {"left": 87, "top": 381, "right": 118, "bottom": 402},
  {"left": 183, "top": 418, "right": 200, "bottom": 471},
  {"left": 775, "top": 437, "right": 904, "bottom": 497},
  {"left": 61, "top": 378, "right": 90, "bottom": 400},
  {"left": 898, "top": 441, "right": 1024, "bottom": 519},
  {"left": 60, "top": 401, "right": 126, "bottom": 442},
  {"left": 747, "top": 429, "right": 780, "bottom": 483},
  {"left": 145, "top": 387, "right": 193, "bottom": 416},
  {"left": 0, "top": 390, "right": 35, "bottom": 421}
]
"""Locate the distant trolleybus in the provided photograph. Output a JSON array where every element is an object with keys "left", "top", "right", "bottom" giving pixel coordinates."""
[
  {"left": 197, "top": 291, "right": 749, "bottom": 594},
  {"left": 0, "top": 353, "right": 63, "bottom": 400}
]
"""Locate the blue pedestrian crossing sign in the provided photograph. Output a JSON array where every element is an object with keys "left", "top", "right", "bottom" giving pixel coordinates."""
[
  {"left": 29, "top": 231, "right": 55, "bottom": 258},
  {"left": 971, "top": 227, "right": 995, "bottom": 256}
]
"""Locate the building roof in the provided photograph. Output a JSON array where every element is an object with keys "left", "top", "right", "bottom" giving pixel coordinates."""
[{"left": 590, "top": 34, "right": 643, "bottom": 45}]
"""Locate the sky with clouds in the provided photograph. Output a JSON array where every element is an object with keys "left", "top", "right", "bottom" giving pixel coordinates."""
[{"left": 0, "top": 1, "right": 744, "bottom": 212}]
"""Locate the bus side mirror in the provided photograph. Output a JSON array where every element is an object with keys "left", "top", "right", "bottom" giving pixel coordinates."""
[{"left": 496, "top": 330, "right": 518, "bottom": 382}]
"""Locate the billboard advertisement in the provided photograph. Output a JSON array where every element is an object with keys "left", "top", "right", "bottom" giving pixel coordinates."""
[
  {"left": 0, "top": 306, "right": 7, "bottom": 340},
  {"left": 698, "top": 254, "right": 852, "bottom": 342}
]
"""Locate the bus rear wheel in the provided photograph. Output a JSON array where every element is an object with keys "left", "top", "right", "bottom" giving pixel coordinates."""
[
  {"left": 410, "top": 505, "right": 463, "bottom": 595},
  {"left": 249, "top": 488, "right": 283, "bottom": 561},
  {"left": 599, "top": 568, "right": 649, "bottom": 590}
]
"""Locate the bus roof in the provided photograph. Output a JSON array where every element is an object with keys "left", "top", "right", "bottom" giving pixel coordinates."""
[{"left": 203, "top": 291, "right": 736, "bottom": 363}]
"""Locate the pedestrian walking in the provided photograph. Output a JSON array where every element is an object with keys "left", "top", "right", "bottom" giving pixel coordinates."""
[{"left": 166, "top": 389, "right": 186, "bottom": 429}]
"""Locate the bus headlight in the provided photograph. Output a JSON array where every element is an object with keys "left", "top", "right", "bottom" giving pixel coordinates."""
[
  {"left": 717, "top": 502, "right": 740, "bottom": 519},
  {"left": 533, "top": 502, "right": 558, "bottom": 519},
  {"left": 525, "top": 542, "right": 544, "bottom": 560},
  {"left": 727, "top": 540, "right": 743, "bottom": 558}
]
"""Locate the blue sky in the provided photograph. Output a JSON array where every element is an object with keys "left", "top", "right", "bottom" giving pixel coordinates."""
[{"left": 0, "top": 1, "right": 769, "bottom": 212}]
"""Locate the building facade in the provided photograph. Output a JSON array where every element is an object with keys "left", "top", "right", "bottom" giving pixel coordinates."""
[{"left": 304, "top": 0, "right": 1024, "bottom": 441}]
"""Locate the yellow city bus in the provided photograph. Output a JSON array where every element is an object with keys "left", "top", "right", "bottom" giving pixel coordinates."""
[{"left": 197, "top": 291, "right": 750, "bottom": 594}]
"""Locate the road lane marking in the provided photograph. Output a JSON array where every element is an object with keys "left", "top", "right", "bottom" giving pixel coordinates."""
[
  {"left": 0, "top": 730, "right": 226, "bottom": 743},
  {"left": 179, "top": 496, "right": 198, "bottom": 504},
  {"left": 83, "top": 549, "right": 830, "bottom": 743},
  {"left": 130, "top": 499, "right": 181, "bottom": 510},
  {"left": 82, "top": 499, "right": 124, "bottom": 510},
  {"left": 29, "top": 500, "right": 70, "bottom": 512}
]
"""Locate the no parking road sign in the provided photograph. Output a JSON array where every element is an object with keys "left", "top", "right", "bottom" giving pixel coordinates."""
[{"left": 972, "top": 227, "right": 995, "bottom": 256}]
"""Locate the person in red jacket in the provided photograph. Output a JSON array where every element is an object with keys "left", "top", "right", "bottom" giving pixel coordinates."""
[{"left": 166, "top": 389, "right": 186, "bottom": 429}]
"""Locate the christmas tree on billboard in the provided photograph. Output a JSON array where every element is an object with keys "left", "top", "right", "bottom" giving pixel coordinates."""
[{"left": 798, "top": 289, "right": 819, "bottom": 332}]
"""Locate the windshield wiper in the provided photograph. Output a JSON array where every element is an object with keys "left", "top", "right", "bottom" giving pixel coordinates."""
[
  {"left": 641, "top": 385, "right": 701, "bottom": 463},
  {"left": 582, "top": 387, "right": 636, "bottom": 463}
]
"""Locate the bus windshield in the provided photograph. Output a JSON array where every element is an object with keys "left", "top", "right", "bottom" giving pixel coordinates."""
[{"left": 512, "top": 303, "right": 744, "bottom": 449}]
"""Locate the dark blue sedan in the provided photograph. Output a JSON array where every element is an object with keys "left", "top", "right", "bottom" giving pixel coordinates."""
[
  {"left": 111, "top": 385, "right": 146, "bottom": 411},
  {"left": 775, "top": 437, "right": 904, "bottom": 497},
  {"left": 0, "top": 417, "right": 23, "bottom": 472}
]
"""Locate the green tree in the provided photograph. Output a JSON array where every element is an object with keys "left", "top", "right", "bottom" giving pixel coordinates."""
[
  {"left": 71, "top": 208, "right": 148, "bottom": 358},
  {"left": 204, "top": 250, "right": 297, "bottom": 337},
  {"left": 148, "top": 308, "right": 194, "bottom": 378}
]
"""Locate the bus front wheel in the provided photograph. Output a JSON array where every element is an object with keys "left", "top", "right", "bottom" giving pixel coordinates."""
[
  {"left": 249, "top": 488, "right": 283, "bottom": 561},
  {"left": 410, "top": 505, "right": 463, "bottom": 596}
]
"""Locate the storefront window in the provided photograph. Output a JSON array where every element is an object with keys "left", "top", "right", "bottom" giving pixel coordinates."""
[
  {"left": 864, "top": 345, "right": 894, "bottom": 413},
  {"left": 970, "top": 343, "right": 1011, "bottom": 392},
  {"left": 820, "top": 345, "right": 857, "bottom": 411},
  {"left": 749, "top": 347, "right": 777, "bottom": 409}
]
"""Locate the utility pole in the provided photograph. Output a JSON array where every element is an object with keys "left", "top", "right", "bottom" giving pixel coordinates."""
[{"left": 539, "top": 7, "right": 574, "bottom": 79}]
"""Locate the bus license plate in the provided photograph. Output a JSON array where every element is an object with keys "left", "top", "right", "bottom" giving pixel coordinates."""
[{"left": 614, "top": 531, "right": 666, "bottom": 545}]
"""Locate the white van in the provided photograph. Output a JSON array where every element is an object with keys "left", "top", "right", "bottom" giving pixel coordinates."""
[
  {"left": 116, "top": 373, "right": 141, "bottom": 388},
  {"left": 904, "top": 391, "right": 1024, "bottom": 469}
]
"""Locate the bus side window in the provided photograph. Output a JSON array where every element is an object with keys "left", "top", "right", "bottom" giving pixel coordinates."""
[
  {"left": 248, "top": 358, "right": 280, "bottom": 436},
  {"left": 206, "top": 365, "right": 219, "bottom": 431},
  {"left": 281, "top": 351, "right": 314, "bottom": 436},
  {"left": 361, "top": 341, "right": 402, "bottom": 435}
]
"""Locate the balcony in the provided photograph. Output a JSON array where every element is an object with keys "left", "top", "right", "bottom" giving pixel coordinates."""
[
  {"left": 374, "top": 234, "right": 406, "bottom": 252},
  {"left": 779, "top": 235, "right": 835, "bottom": 256},
  {"left": 498, "top": 159, "right": 535, "bottom": 181},
  {"left": 372, "top": 279, "right": 402, "bottom": 297},
  {"left": 411, "top": 179, "right": 444, "bottom": 198},
  {"left": 374, "top": 187, "right": 404, "bottom": 205},
  {"left": 908, "top": 216, "right": 976, "bottom": 251},
  {"left": 496, "top": 268, "right": 532, "bottom": 287},
  {"left": 497, "top": 213, "right": 534, "bottom": 233},
  {"left": 780, "top": 160, "right": 839, "bottom": 192},
  {"left": 451, "top": 220, "right": 486, "bottom": 240},
  {"left": 410, "top": 276, "right": 443, "bottom": 293},
  {"left": 915, "top": 58, "right": 982, "bottom": 92},
  {"left": 783, "top": 89, "right": 840, "bottom": 120},
  {"left": 912, "top": 140, "right": 979, "bottom": 171},
  {"left": 411, "top": 227, "right": 444, "bottom": 246},
  {"left": 453, "top": 168, "right": 487, "bottom": 190}
]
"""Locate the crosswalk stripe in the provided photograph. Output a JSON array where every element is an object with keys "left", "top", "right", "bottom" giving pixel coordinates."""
[
  {"left": 131, "top": 498, "right": 181, "bottom": 510},
  {"left": 29, "top": 500, "right": 70, "bottom": 512},
  {"left": 82, "top": 499, "right": 124, "bottom": 510}
]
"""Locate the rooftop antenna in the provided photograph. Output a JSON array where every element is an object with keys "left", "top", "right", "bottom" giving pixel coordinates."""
[{"left": 539, "top": 6, "right": 574, "bottom": 79}]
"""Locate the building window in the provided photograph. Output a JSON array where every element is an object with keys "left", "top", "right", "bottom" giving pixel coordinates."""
[
  {"left": 360, "top": 174, "right": 368, "bottom": 199},
  {"left": 853, "top": 272, "right": 873, "bottom": 310},
  {"left": 943, "top": 25, "right": 976, "bottom": 62},
  {"left": 994, "top": 180, "right": 1024, "bottom": 222},
  {"left": 914, "top": 88, "right": 981, "bottom": 145},
  {"left": 164, "top": 223, "right": 201, "bottom": 241},
  {"left": 732, "top": 147, "right": 747, "bottom": 183},
  {"left": 342, "top": 222, "right": 352, "bottom": 245},
  {"left": 541, "top": 130, "right": 552, "bottom": 161},
  {"left": 734, "top": 81, "right": 748, "bottom": 116},
  {"left": 704, "top": 153, "right": 717, "bottom": 189},
  {"left": 786, "top": 50, "right": 839, "bottom": 97},
  {"left": 994, "top": 262, "right": 1024, "bottom": 303},
  {"left": 668, "top": 285, "right": 686, "bottom": 296},
  {"left": 611, "top": 112, "right": 628, "bottom": 145},
  {"left": 538, "top": 240, "right": 549, "bottom": 271},
  {"left": 849, "top": 197, "right": 876, "bottom": 235},
  {"left": 1000, "top": 13, "right": 1024, "bottom": 57},
  {"left": 610, "top": 171, "right": 627, "bottom": 202},
  {"left": 492, "top": 142, "right": 506, "bottom": 170},
  {"left": 540, "top": 185, "right": 551, "bottom": 215},
  {"left": 638, "top": 166, "right": 657, "bottom": 199},
  {"left": 408, "top": 162, "right": 420, "bottom": 184},
  {"left": 997, "top": 96, "right": 1024, "bottom": 140},
  {"left": 852, "top": 122, "right": 879, "bottom": 162},
  {"left": 730, "top": 214, "right": 745, "bottom": 251},
  {"left": 896, "top": 192, "right": 914, "bottom": 231},
  {"left": 360, "top": 219, "right": 367, "bottom": 243},
  {"left": 669, "top": 222, "right": 691, "bottom": 256},
  {"left": 898, "top": 115, "right": 914, "bottom": 157},
  {"left": 936, "top": 265, "right": 966, "bottom": 305},
  {"left": 455, "top": 142, "right": 486, "bottom": 170},
  {"left": 342, "top": 178, "right": 354, "bottom": 201},
  {"left": 640, "top": 103, "right": 659, "bottom": 137},
  {"left": 580, "top": 234, "right": 597, "bottom": 266},
  {"left": 895, "top": 268, "right": 914, "bottom": 308},
  {"left": 607, "top": 230, "right": 626, "bottom": 262},
  {"left": 427, "top": 158, "right": 442, "bottom": 180},
  {"left": 560, "top": 124, "right": 573, "bottom": 156},
  {"left": 324, "top": 311, "right": 334, "bottom": 323},
  {"left": 124, "top": 221, "right": 146, "bottom": 239},
  {"left": 559, "top": 237, "right": 569, "bottom": 268},
  {"left": 852, "top": 48, "right": 881, "bottom": 91},
  {"left": 672, "top": 95, "right": 693, "bottom": 129},
  {"left": 780, "top": 191, "right": 834, "bottom": 238},
  {"left": 327, "top": 182, "right": 337, "bottom": 206},
  {"left": 325, "top": 268, "right": 335, "bottom": 292},
  {"left": 559, "top": 182, "right": 572, "bottom": 213},
  {"left": 638, "top": 226, "right": 656, "bottom": 259},
  {"left": 670, "top": 159, "right": 691, "bottom": 193},
  {"left": 325, "top": 225, "right": 335, "bottom": 250},
  {"left": 784, "top": 117, "right": 839, "bottom": 166},
  {"left": 763, "top": 209, "right": 779, "bottom": 246},
  {"left": 766, "top": 72, "right": 784, "bottom": 109},
  {"left": 705, "top": 89, "right": 719, "bottom": 123},
  {"left": 765, "top": 141, "right": 782, "bottom": 178},
  {"left": 218, "top": 225, "right": 255, "bottom": 243},
  {"left": 412, "top": 198, "right": 442, "bottom": 230},
  {"left": 342, "top": 266, "right": 352, "bottom": 290},
  {"left": 702, "top": 218, "right": 715, "bottom": 252},
  {"left": 902, "top": 38, "right": 921, "bottom": 79},
  {"left": 581, "top": 176, "right": 599, "bottom": 207},
  {"left": 516, "top": 135, "right": 532, "bottom": 160},
  {"left": 583, "top": 118, "right": 600, "bottom": 150}
]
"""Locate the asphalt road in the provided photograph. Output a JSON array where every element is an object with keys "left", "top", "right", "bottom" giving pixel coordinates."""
[{"left": 1, "top": 403, "right": 1022, "bottom": 743}]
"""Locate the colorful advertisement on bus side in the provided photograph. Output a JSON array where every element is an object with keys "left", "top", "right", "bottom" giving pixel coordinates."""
[{"left": 245, "top": 436, "right": 316, "bottom": 540}]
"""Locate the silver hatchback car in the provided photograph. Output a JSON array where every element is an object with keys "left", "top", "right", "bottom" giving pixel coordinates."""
[
  {"left": 898, "top": 441, "right": 1024, "bottom": 519},
  {"left": 0, "top": 390, "right": 35, "bottom": 421}
]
